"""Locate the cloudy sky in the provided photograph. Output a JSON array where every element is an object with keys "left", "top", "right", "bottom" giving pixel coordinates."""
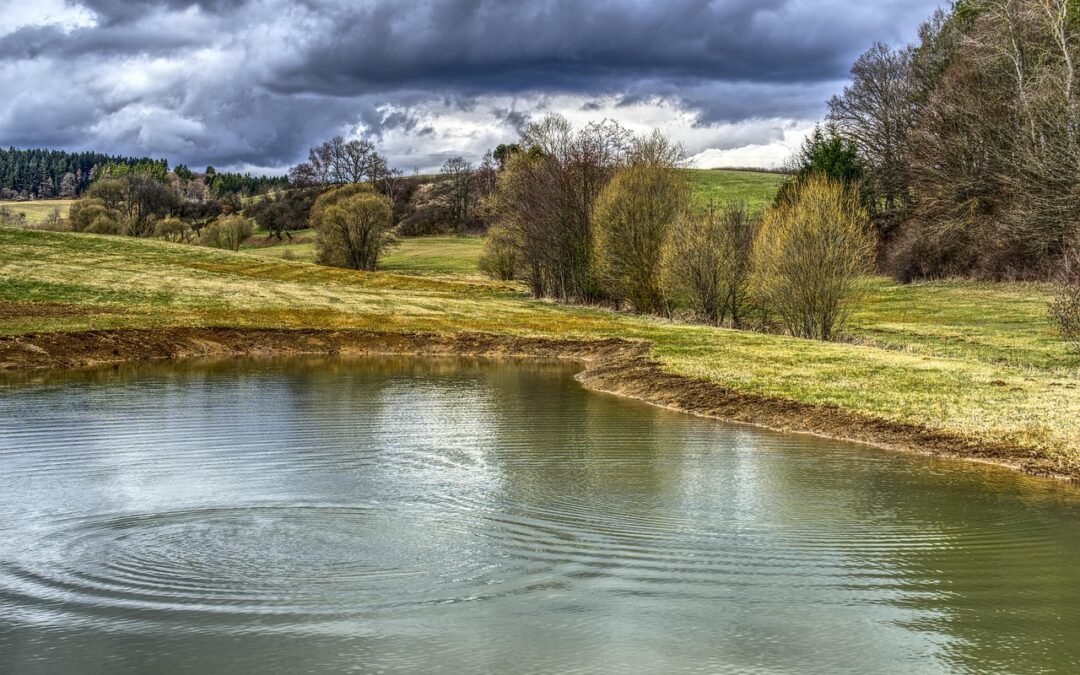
[{"left": 0, "top": 0, "right": 941, "bottom": 175}]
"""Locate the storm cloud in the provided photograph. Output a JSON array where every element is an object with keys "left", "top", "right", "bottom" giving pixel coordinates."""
[{"left": 0, "top": 0, "right": 942, "bottom": 172}]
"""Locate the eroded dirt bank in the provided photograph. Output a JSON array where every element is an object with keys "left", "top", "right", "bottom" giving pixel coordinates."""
[{"left": 0, "top": 327, "right": 1071, "bottom": 481}]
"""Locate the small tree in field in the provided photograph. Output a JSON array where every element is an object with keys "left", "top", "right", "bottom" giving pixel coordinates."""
[
  {"left": 199, "top": 215, "right": 253, "bottom": 251},
  {"left": 311, "top": 188, "right": 393, "bottom": 271},
  {"left": 665, "top": 202, "right": 758, "bottom": 326},
  {"left": 479, "top": 224, "right": 521, "bottom": 281},
  {"left": 1050, "top": 246, "right": 1080, "bottom": 353},
  {"left": 753, "top": 176, "right": 874, "bottom": 340},
  {"left": 154, "top": 217, "right": 192, "bottom": 243},
  {"left": 592, "top": 164, "right": 689, "bottom": 314}
]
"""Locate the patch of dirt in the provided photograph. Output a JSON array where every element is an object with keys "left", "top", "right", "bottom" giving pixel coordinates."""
[
  {"left": 0, "top": 301, "right": 116, "bottom": 321},
  {"left": 0, "top": 327, "right": 1074, "bottom": 482}
]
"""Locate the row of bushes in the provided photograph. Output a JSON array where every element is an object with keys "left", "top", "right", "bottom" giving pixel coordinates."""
[{"left": 483, "top": 164, "right": 875, "bottom": 341}]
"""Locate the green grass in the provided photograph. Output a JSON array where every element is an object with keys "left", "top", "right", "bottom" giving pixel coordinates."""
[
  {"left": 3, "top": 226, "right": 1079, "bottom": 470},
  {"left": 381, "top": 237, "right": 485, "bottom": 275},
  {"left": 0, "top": 199, "right": 73, "bottom": 224},
  {"left": 683, "top": 169, "right": 787, "bottom": 209},
  {"left": 242, "top": 234, "right": 484, "bottom": 276}
]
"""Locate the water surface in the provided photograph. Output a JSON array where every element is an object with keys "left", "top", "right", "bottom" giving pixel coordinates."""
[{"left": 2, "top": 357, "right": 1080, "bottom": 674}]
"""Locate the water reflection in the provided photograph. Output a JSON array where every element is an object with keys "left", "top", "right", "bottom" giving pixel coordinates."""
[{"left": 1, "top": 357, "right": 1080, "bottom": 674}]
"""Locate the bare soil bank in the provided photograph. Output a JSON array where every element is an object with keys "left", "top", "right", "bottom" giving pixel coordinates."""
[{"left": 0, "top": 327, "right": 1071, "bottom": 482}]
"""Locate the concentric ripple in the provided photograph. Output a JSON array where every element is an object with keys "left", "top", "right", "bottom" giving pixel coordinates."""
[{"left": 3, "top": 357, "right": 1080, "bottom": 674}]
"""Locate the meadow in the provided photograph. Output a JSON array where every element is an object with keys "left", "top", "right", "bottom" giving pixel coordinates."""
[{"left": 0, "top": 199, "right": 72, "bottom": 224}]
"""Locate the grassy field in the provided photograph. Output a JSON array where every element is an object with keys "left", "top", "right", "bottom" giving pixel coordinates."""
[
  {"left": 244, "top": 233, "right": 484, "bottom": 275},
  {"left": 3, "top": 226, "right": 1079, "bottom": 474},
  {"left": 0, "top": 199, "right": 73, "bottom": 224},
  {"left": 684, "top": 169, "right": 787, "bottom": 209}
]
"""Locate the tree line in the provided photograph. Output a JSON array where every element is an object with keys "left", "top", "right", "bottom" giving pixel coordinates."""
[
  {"left": 479, "top": 115, "right": 875, "bottom": 341},
  {"left": 820, "top": 0, "right": 1080, "bottom": 281},
  {"left": 0, "top": 148, "right": 165, "bottom": 200},
  {"left": 0, "top": 147, "right": 287, "bottom": 201}
]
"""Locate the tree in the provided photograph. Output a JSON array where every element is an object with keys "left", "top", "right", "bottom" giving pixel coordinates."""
[
  {"left": 199, "top": 215, "right": 253, "bottom": 251},
  {"left": 154, "top": 217, "right": 193, "bottom": 243},
  {"left": 753, "top": 176, "right": 875, "bottom": 341},
  {"left": 441, "top": 157, "right": 475, "bottom": 232},
  {"left": 827, "top": 42, "right": 916, "bottom": 243},
  {"left": 479, "top": 224, "right": 521, "bottom": 280},
  {"left": 493, "top": 144, "right": 521, "bottom": 169},
  {"left": 245, "top": 189, "right": 319, "bottom": 240},
  {"left": 786, "top": 126, "right": 864, "bottom": 186},
  {"left": 664, "top": 202, "right": 759, "bottom": 326},
  {"left": 485, "top": 114, "right": 634, "bottom": 301},
  {"left": 310, "top": 185, "right": 394, "bottom": 270},
  {"left": 592, "top": 163, "right": 689, "bottom": 314},
  {"left": 289, "top": 136, "right": 386, "bottom": 187},
  {"left": 890, "top": 0, "right": 1080, "bottom": 280},
  {"left": 68, "top": 198, "right": 124, "bottom": 235}
]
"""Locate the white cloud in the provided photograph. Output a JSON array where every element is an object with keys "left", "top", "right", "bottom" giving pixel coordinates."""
[{"left": 0, "top": 0, "right": 95, "bottom": 36}]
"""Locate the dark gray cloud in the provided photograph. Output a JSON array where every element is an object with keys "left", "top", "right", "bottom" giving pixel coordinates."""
[{"left": 0, "top": 0, "right": 942, "bottom": 171}]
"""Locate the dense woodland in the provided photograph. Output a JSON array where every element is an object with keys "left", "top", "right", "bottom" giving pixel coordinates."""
[
  {"left": 0, "top": 148, "right": 285, "bottom": 200},
  {"left": 822, "top": 0, "right": 1080, "bottom": 281}
]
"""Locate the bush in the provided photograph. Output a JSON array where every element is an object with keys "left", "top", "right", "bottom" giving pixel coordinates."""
[
  {"left": 1050, "top": 246, "right": 1080, "bottom": 353},
  {"left": 592, "top": 164, "right": 689, "bottom": 314},
  {"left": 153, "top": 217, "right": 193, "bottom": 243},
  {"left": 752, "top": 175, "right": 874, "bottom": 340},
  {"left": 479, "top": 225, "right": 520, "bottom": 281},
  {"left": 664, "top": 202, "right": 758, "bottom": 326},
  {"left": 311, "top": 189, "right": 394, "bottom": 270},
  {"left": 199, "top": 215, "right": 253, "bottom": 251},
  {"left": 0, "top": 206, "right": 27, "bottom": 228}
]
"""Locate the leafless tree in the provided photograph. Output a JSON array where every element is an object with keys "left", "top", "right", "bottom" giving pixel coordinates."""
[{"left": 828, "top": 42, "right": 916, "bottom": 243}]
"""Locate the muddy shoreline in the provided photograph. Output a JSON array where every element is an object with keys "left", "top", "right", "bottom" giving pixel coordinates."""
[{"left": 0, "top": 327, "right": 1071, "bottom": 482}]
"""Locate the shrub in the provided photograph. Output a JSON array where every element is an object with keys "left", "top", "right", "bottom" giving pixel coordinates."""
[
  {"left": 664, "top": 202, "right": 758, "bottom": 326},
  {"left": 199, "top": 215, "right": 253, "bottom": 251},
  {"left": 153, "top": 217, "right": 193, "bottom": 243},
  {"left": 1050, "top": 246, "right": 1080, "bottom": 353},
  {"left": 311, "top": 190, "right": 394, "bottom": 270},
  {"left": 592, "top": 164, "right": 689, "bottom": 314},
  {"left": 69, "top": 199, "right": 111, "bottom": 232},
  {"left": 479, "top": 225, "right": 520, "bottom": 281},
  {"left": 752, "top": 175, "right": 875, "bottom": 340},
  {"left": 0, "top": 206, "right": 27, "bottom": 228}
]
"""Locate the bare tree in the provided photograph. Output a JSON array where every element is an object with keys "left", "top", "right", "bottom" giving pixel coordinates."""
[
  {"left": 665, "top": 202, "right": 759, "bottom": 326},
  {"left": 441, "top": 157, "right": 475, "bottom": 232},
  {"left": 828, "top": 42, "right": 916, "bottom": 243},
  {"left": 486, "top": 114, "right": 635, "bottom": 301}
]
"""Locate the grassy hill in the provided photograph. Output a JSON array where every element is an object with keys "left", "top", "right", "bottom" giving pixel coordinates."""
[{"left": 2, "top": 225, "right": 1078, "bottom": 477}]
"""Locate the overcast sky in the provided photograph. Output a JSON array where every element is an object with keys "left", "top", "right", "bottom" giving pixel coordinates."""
[{"left": 0, "top": 0, "right": 942, "bottom": 175}]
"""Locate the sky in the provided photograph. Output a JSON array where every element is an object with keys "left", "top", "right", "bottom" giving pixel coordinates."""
[{"left": 0, "top": 0, "right": 943, "bottom": 175}]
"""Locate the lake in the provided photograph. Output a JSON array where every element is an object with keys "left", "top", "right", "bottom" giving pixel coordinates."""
[{"left": 2, "top": 357, "right": 1080, "bottom": 673}]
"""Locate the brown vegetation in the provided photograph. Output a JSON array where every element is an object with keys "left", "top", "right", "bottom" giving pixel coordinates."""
[{"left": 664, "top": 202, "right": 758, "bottom": 326}]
